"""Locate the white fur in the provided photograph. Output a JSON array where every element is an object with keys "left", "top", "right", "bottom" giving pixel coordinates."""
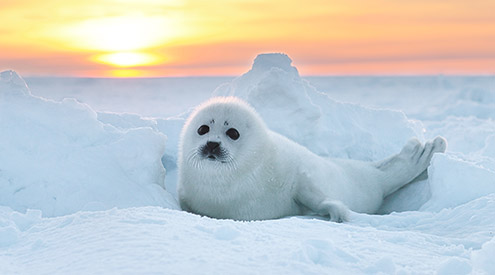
[{"left": 177, "top": 97, "right": 447, "bottom": 222}]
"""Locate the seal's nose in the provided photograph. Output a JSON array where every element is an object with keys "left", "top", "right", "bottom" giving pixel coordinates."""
[{"left": 206, "top": 141, "right": 220, "bottom": 152}]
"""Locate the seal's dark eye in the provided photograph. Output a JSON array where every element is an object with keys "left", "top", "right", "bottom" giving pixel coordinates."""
[
  {"left": 226, "top": 128, "right": 240, "bottom": 140},
  {"left": 197, "top": 125, "right": 209, "bottom": 135}
]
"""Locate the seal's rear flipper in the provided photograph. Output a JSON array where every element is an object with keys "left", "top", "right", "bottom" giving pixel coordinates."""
[{"left": 375, "top": 136, "right": 447, "bottom": 197}]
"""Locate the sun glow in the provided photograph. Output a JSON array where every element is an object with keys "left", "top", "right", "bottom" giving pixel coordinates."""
[
  {"left": 40, "top": 13, "right": 187, "bottom": 71},
  {"left": 54, "top": 15, "right": 179, "bottom": 52},
  {"left": 93, "top": 52, "right": 163, "bottom": 67}
]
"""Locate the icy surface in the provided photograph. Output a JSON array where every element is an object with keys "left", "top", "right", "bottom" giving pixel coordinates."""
[{"left": 1, "top": 53, "right": 495, "bottom": 273}]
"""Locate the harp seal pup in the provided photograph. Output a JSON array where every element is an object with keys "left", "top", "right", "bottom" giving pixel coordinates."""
[{"left": 177, "top": 97, "right": 446, "bottom": 222}]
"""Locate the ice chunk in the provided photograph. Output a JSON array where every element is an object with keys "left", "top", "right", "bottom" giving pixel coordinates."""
[
  {"left": 472, "top": 237, "right": 495, "bottom": 274},
  {"left": 421, "top": 154, "right": 495, "bottom": 211},
  {"left": 251, "top": 53, "right": 299, "bottom": 75},
  {"left": 0, "top": 70, "right": 31, "bottom": 96}
]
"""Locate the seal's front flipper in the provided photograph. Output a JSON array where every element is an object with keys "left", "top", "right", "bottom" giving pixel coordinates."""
[
  {"left": 318, "top": 200, "right": 350, "bottom": 223},
  {"left": 295, "top": 171, "right": 350, "bottom": 223}
]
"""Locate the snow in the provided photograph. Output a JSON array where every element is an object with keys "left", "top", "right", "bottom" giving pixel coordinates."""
[
  {"left": 1, "top": 53, "right": 495, "bottom": 274},
  {"left": 0, "top": 70, "right": 177, "bottom": 217}
]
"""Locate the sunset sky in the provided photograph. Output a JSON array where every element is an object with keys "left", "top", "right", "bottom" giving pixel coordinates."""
[{"left": 1, "top": 0, "right": 494, "bottom": 77}]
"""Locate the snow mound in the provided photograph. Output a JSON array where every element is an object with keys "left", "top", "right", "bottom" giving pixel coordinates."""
[
  {"left": 214, "top": 53, "right": 424, "bottom": 160},
  {"left": 0, "top": 70, "right": 178, "bottom": 217}
]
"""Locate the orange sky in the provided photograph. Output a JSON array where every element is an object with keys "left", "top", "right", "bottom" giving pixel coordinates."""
[{"left": 0, "top": 0, "right": 494, "bottom": 77}]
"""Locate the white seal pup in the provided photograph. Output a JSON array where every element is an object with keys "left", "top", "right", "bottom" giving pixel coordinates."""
[{"left": 177, "top": 97, "right": 446, "bottom": 222}]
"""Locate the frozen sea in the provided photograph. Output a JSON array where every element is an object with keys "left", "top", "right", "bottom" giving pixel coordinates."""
[{"left": 1, "top": 53, "right": 494, "bottom": 274}]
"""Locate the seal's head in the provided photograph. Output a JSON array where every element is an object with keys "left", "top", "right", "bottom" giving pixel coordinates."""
[{"left": 179, "top": 97, "right": 269, "bottom": 172}]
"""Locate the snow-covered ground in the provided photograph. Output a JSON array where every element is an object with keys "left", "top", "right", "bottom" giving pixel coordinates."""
[{"left": 1, "top": 53, "right": 494, "bottom": 274}]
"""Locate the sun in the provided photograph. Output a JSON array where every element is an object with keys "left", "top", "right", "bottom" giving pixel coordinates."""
[{"left": 92, "top": 52, "right": 163, "bottom": 67}]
